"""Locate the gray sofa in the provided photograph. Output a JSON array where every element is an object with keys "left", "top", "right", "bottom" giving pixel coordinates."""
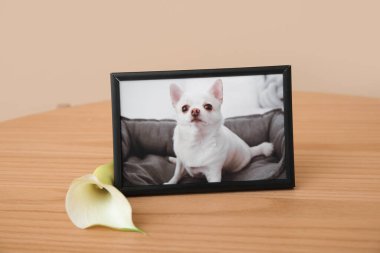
[{"left": 121, "top": 109, "right": 285, "bottom": 186}]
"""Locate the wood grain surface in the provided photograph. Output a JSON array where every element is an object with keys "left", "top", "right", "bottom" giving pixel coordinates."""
[{"left": 0, "top": 92, "right": 379, "bottom": 253}]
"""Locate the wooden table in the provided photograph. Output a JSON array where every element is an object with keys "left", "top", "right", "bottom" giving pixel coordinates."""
[{"left": 0, "top": 92, "right": 379, "bottom": 253}]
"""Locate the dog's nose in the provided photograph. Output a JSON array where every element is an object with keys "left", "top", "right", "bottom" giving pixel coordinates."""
[{"left": 191, "top": 108, "right": 200, "bottom": 117}]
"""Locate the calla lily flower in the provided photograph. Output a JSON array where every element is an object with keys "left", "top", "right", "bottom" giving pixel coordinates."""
[{"left": 65, "top": 162, "right": 142, "bottom": 232}]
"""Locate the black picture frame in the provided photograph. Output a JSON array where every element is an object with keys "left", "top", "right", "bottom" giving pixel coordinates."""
[{"left": 111, "top": 65, "right": 295, "bottom": 196}]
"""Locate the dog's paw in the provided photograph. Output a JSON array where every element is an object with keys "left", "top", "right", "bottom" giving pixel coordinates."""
[
  {"left": 262, "top": 142, "right": 274, "bottom": 157},
  {"left": 168, "top": 157, "right": 176, "bottom": 163},
  {"left": 164, "top": 180, "right": 177, "bottom": 185}
]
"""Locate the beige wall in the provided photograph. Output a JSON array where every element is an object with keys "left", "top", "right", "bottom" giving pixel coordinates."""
[{"left": 1, "top": 0, "right": 379, "bottom": 121}]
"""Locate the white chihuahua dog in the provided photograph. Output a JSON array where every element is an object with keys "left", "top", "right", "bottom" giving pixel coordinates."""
[{"left": 165, "top": 79, "right": 273, "bottom": 184}]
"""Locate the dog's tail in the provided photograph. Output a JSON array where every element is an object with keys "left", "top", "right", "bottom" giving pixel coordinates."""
[
  {"left": 249, "top": 142, "right": 274, "bottom": 158},
  {"left": 168, "top": 157, "right": 177, "bottom": 163}
]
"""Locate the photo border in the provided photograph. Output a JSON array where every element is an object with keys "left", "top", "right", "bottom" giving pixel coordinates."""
[{"left": 111, "top": 66, "right": 295, "bottom": 196}]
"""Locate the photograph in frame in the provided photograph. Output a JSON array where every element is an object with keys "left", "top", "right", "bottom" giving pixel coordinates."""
[{"left": 111, "top": 66, "right": 295, "bottom": 196}]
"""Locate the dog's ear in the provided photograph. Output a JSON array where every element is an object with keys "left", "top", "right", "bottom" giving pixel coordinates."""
[
  {"left": 170, "top": 83, "right": 183, "bottom": 106},
  {"left": 209, "top": 79, "right": 223, "bottom": 102}
]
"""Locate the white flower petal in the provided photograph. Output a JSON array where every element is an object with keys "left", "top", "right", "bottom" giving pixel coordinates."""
[
  {"left": 65, "top": 174, "right": 140, "bottom": 232},
  {"left": 93, "top": 161, "right": 114, "bottom": 185}
]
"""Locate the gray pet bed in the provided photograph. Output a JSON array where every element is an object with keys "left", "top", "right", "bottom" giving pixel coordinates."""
[{"left": 121, "top": 109, "right": 285, "bottom": 186}]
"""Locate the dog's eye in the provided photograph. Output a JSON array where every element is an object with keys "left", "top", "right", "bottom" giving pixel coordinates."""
[
  {"left": 204, "top": 104, "right": 213, "bottom": 111},
  {"left": 181, "top": 105, "right": 189, "bottom": 113}
]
